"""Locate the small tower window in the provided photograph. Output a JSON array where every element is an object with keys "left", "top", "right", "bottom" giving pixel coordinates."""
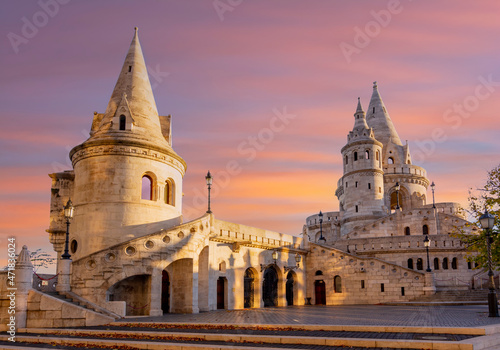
[
  {"left": 405, "top": 227, "right": 410, "bottom": 236},
  {"left": 407, "top": 258, "right": 414, "bottom": 269},
  {"left": 434, "top": 258, "right": 440, "bottom": 270},
  {"left": 141, "top": 175, "right": 153, "bottom": 200},
  {"left": 373, "top": 107, "right": 375, "bottom": 113},
  {"left": 355, "top": 205, "right": 359, "bottom": 213},
  {"left": 423, "top": 224, "right": 429, "bottom": 235},
  {"left": 354, "top": 152, "right": 358, "bottom": 161},
  {"left": 388, "top": 157, "right": 394, "bottom": 164},
  {"left": 346, "top": 182, "right": 348, "bottom": 188},
  {"left": 365, "top": 150, "right": 370, "bottom": 159},
  {"left": 451, "top": 257, "right": 458, "bottom": 270},
  {"left": 442, "top": 257, "right": 449, "bottom": 270},
  {"left": 379, "top": 187, "right": 381, "bottom": 193},
  {"left": 368, "top": 183, "right": 371, "bottom": 190},
  {"left": 119, "top": 115, "right": 126, "bottom": 130},
  {"left": 345, "top": 155, "right": 348, "bottom": 165},
  {"left": 165, "top": 179, "right": 175, "bottom": 205},
  {"left": 355, "top": 181, "right": 358, "bottom": 188},
  {"left": 128, "top": 66, "right": 132, "bottom": 72},
  {"left": 416, "top": 258, "right": 423, "bottom": 270}
]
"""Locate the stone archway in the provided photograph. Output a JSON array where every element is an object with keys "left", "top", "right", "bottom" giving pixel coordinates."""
[
  {"left": 244, "top": 268, "right": 255, "bottom": 308},
  {"left": 262, "top": 266, "right": 278, "bottom": 307},
  {"left": 286, "top": 271, "right": 295, "bottom": 306},
  {"left": 107, "top": 274, "right": 151, "bottom": 316},
  {"left": 161, "top": 270, "right": 170, "bottom": 314}
]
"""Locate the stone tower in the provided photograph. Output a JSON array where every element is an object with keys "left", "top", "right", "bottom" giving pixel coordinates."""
[
  {"left": 49, "top": 28, "right": 187, "bottom": 260},
  {"left": 337, "top": 98, "right": 385, "bottom": 236},
  {"left": 365, "top": 82, "right": 428, "bottom": 211}
]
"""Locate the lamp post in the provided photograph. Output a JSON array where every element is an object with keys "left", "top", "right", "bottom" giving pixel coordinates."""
[
  {"left": 395, "top": 182, "right": 401, "bottom": 210},
  {"left": 284, "top": 254, "right": 302, "bottom": 273},
  {"left": 479, "top": 210, "right": 498, "bottom": 317},
  {"left": 431, "top": 181, "right": 436, "bottom": 209},
  {"left": 205, "top": 171, "right": 213, "bottom": 214},
  {"left": 318, "top": 211, "right": 326, "bottom": 243},
  {"left": 424, "top": 235, "right": 431, "bottom": 272},
  {"left": 61, "top": 199, "right": 74, "bottom": 260}
]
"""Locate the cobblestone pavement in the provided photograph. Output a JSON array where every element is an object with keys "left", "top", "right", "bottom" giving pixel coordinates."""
[{"left": 117, "top": 305, "right": 500, "bottom": 327}]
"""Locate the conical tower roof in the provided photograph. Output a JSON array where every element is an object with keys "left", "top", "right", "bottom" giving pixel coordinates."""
[
  {"left": 91, "top": 27, "right": 169, "bottom": 148},
  {"left": 366, "top": 82, "right": 402, "bottom": 147}
]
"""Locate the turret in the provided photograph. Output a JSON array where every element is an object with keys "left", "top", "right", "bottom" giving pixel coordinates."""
[
  {"left": 336, "top": 98, "right": 385, "bottom": 236},
  {"left": 62, "top": 28, "right": 186, "bottom": 259}
]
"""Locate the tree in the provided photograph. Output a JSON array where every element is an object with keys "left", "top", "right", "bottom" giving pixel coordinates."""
[{"left": 456, "top": 164, "right": 500, "bottom": 270}]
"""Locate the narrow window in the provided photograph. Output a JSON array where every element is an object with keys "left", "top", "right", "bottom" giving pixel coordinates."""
[
  {"left": 355, "top": 205, "right": 358, "bottom": 213},
  {"left": 442, "top": 258, "right": 449, "bottom": 270},
  {"left": 355, "top": 181, "right": 358, "bottom": 188},
  {"left": 388, "top": 157, "right": 394, "bottom": 164},
  {"left": 368, "top": 183, "right": 371, "bottom": 190},
  {"left": 451, "top": 257, "right": 458, "bottom": 270},
  {"left": 346, "top": 182, "right": 348, "bottom": 188},
  {"left": 165, "top": 179, "right": 175, "bottom": 205},
  {"left": 423, "top": 225, "right": 429, "bottom": 235},
  {"left": 141, "top": 175, "right": 153, "bottom": 200},
  {"left": 128, "top": 65, "right": 132, "bottom": 72},
  {"left": 401, "top": 287, "right": 405, "bottom": 296},
  {"left": 365, "top": 150, "right": 370, "bottom": 159},
  {"left": 376, "top": 151, "right": 379, "bottom": 161},
  {"left": 467, "top": 261, "right": 472, "bottom": 270},
  {"left": 379, "top": 187, "right": 381, "bottom": 193},
  {"left": 405, "top": 227, "right": 410, "bottom": 236},
  {"left": 373, "top": 107, "right": 375, "bottom": 113},
  {"left": 119, "top": 115, "right": 126, "bottom": 130},
  {"left": 381, "top": 283, "right": 384, "bottom": 292},
  {"left": 416, "top": 258, "right": 423, "bottom": 270},
  {"left": 345, "top": 155, "right": 348, "bottom": 164},
  {"left": 334, "top": 276, "right": 342, "bottom": 293},
  {"left": 407, "top": 258, "right": 413, "bottom": 269},
  {"left": 434, "top": 258, "right": 440, "bottom": 270},
  {"left": 361, "top": 280, "right": 365, "bottom": 289},
  {"left": 354, "top": 152, "right": 358, "bottom": 161}
]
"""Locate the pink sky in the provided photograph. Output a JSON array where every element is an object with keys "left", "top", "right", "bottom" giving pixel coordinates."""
[{"left": 1, "top": 1, "right": 500, "bottom": 270}]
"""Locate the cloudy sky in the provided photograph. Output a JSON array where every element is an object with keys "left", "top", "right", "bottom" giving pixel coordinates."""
[{"left": 1, "top": 0, "right": 500, "bottom": 269}]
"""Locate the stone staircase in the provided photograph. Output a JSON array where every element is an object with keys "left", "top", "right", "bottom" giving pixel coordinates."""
[
  {"left": 45, "top": 291, "right": 121, "bottom": 319},
  {"left": 412, "top": 289, "right": 496, "bottom": 303}
]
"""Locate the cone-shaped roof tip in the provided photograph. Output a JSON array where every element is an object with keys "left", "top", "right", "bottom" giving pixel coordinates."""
[
  {"left": 356, "top": 97, "right": 363, "bottom": 113},
  {"left": 373, "top": 81, "right": 378, "bottom": 89}
]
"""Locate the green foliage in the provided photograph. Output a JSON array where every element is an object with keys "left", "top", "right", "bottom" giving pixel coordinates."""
[{"left": 456, "top": 164, "right": 500, "bottom": 270}]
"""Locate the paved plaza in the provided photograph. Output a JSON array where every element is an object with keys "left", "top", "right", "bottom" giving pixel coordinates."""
[{"left": 118, "top": 304, "right": 500, "bottom": 328}]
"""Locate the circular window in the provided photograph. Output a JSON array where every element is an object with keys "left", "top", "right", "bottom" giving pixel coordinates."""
[
  {"left": 360, "top": 262, "right": 364, "bottom": 266},
  {"left": 404, "top": 272, "right": 408, "bottom": 277},
  {"left": 415, "top": 276, "right": 420, "bottom": 280},
  {"left": 381, "top": 265, "right": 386, "bottom": 269},
  {"left": 105, "top": 253, "right": 116, "bottom": 262},
  {"left": 70, "top": 240, "right": 78, "bottom": 254},
  {"left": 144, "top": 240, "right": 155, "bottom": 249},
  {"left": 178, "top": 231, "right": 184, "bottom": 239},
  {"left": 85, "top": 259, "right": 97, "bottom": 270},
  {"left": 163, "top": 235, "right": 171, "bottom": 244},
  {"left": 125, "top": 246, "right": 136, "bottom": 256}
]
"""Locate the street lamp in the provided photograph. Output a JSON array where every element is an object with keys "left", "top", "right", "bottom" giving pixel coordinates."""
[
  {"left": 318, "top": 211, "right": 326, "bottom": 243},
  {"left": 424, "top": 235, "right": 431, "bottom": 272},
  {"left": 431, "top": 181, "right": 436, "bottom": 209},
  {"left": 61, "top": 199, "right": 74, "bottom": 260},
  {"left": 395, "top": 182, "right": 401, "bottom": 210},
  {"left": 479, "top": 210, "right": 498, "bottom": 317},
  {"left": 272, "top": 250, "right": 278, "bottom": 265},
  {"left": 284, "top": 253, "right": 302, "bottom": 273},
  {"left": 205, "top": 171, "right": 213, "bottom": 214}
]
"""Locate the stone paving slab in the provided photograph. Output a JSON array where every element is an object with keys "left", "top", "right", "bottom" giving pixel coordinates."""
[{"left": 116, "top": 305, "right": 500, "bottom": 328}]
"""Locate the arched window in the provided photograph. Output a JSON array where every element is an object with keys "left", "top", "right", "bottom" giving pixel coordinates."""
[
  {"left": 334, "top": 275, "right": 342, "bottom": 293},
  {"left": 165, "top": 179, "right": 175, "bottom": 205},
  {"left": 423, "top": 225, "right": 429, "bottom": 235},
  {"left": 404, "top": 227, "right": 410, "bottom": 236},
  {"left": 416, "top": 258, "right": 423, "bottom": 270},
  {"left": 345, "top": 155, "right": 348, "bottom": 165},
  {"left": 451, "top": 257, "right": 458, "bottom": 270},
  {"left": 315, "top": 270, "right": 323, "bottom": 276},
  {"left": 354, "top": 152, "right": 358, "bottom": 161},
  {"left": 388, "top": 157, "right": 394, "bottom": 164},
  {"left": 365, "top": 150, "right": 370, "bottom": 159},
  {"left": 119, "top": 115, "right": 126, "bottom": 130},
  {"left": 377, "top": 151, "right": 381, "bottom": 167},
  {"left": 407, "top": 258, "right": 414, "bottom": 269},
  {"left": 442, "top": 257, "right": 449, "bottom": 270},
  {"left": 141, "top": 175, "right": 153, "bottom": 200},
  {"left": 434, "top": 258, "right": 439, "bottom": 270}
]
